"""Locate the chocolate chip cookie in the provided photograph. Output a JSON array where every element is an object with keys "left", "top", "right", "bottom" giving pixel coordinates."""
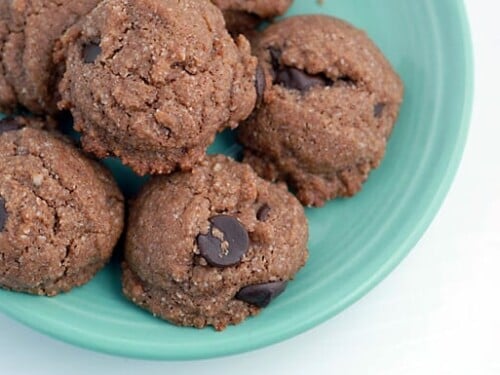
[
  {"left": 212, "top": 0, "right": 292, "bottom": 35},
  {"left": 0, "top": 117, "right": 124, "bottom": 296},
  {"left": 238, "top": 15, "right": 404, "bottom": 207},
  {"left": 123, "top": 155, "right": 308, "bottom": 330},
  {"left": 58, "top": 0, "right": 258, "bottom": 176},
  {"left": 0, "top": 0, "right": 100, "bottom": 114}
]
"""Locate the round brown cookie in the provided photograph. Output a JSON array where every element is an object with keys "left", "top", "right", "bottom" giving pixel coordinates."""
[
  {"left": 58, "top": 0, "right": 258, "bottom": 176},
  {"left": 238, "top": 15, "right": 404, "bottom": 207},
  {"left": 123, "top": 155, "right": 308, "bottom": 330},
  {"left": 0, "top": 117, "right": 124, "bottom": 296},
  {"left": 0, "top": 0, "right": 101, "bottom": 114},
  {"left": 212, "top": 0, "right": 292, "bottom": 35}
]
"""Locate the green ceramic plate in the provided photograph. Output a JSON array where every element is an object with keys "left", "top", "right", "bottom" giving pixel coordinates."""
[{"left": 0, "top": 0, "right": 473, "bottom": 360}]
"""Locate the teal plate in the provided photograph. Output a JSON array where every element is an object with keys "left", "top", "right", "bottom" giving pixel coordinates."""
[{"left": 0, "top": 0, "right": 473, "bottom": 360}]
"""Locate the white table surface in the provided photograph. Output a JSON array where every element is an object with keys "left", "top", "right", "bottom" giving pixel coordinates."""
[{"left": 1, "top": 1, "right": 498, "bottom": 374}]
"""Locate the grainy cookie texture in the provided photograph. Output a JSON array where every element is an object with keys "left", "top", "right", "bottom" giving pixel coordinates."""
[
  {"left": 59, "top": 0, "right": 258, "bottom": 176},
  {"left": 0, "top": 1, "right": 14, "bottom": 112},
  {"left": 211, "top": 0, "right": 292, "bottom": 35},
  {"left": 0, "top": 0, "right": 100, "bottom": 114},
  {"left": 0, "top": 117, "right": 124, "bottom": 296},
  {"left": 123, "top": 155, "right": 309, "bottom": 330},
  {"left": 238, "top": 15, "right": 404, "bottom": 207}
]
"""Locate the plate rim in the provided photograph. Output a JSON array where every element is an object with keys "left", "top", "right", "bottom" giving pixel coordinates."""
[{"left": 0, "top": 0, "right": 474, "bottom": 361}]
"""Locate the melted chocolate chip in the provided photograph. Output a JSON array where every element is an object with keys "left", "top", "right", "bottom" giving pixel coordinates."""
[
  {"left": 82, "top": 41, "right": 102, "bottom": 63},
  {"left": 197, "top": 215, "right": 249, "bottom": 267},
  {"left": 374, "top": 103, "right": 385, "bottom": 118},
  {"left": 255, "top": 65, "right": 266, "bottom": 104},
  {"left": 257, "top": 204, "right": 271, "bottom": 222},
  {"left": 236, "top": 281, "right": 288, "bottom": 308},
  {"left": 268, "top": 47, "right": 332, "bottom": 92},
  {"left": 0, "top": 117, "right": 23, "bottom": 134},
  {"left": 0, "top": 197, "right": 7, "bottom": 232},
  {"left": 275, "top": 67, "right": 332, "bottom": 92}
]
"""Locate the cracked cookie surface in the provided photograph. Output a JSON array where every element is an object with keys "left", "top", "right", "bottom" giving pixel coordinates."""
[
  {"left": 0, "top": 0, "right": 100, "bottom": 114},
  {"left": 238, "top": 15, "right": 404, "bottom": 207},
  {"left": 0, "top": 117, "right": 124, "bottom": 296},
  {"left": 59, "top": 0, "right": 258, "bottom": 176},
  {"left": 123, "top": 155, "right": 308, "bottom": 330}
]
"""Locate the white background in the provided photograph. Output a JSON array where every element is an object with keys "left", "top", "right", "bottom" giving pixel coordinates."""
[{"left": 1, "top": 1, "right": 498, "bottom": 373}]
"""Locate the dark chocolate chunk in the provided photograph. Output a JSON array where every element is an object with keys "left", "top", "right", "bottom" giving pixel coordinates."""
[
  {"left": 269, "top": 47, "right": 283, "bottom": 72},
  {"left": 257, "top": 204, "right": 271, "bottom": 222},
  {"left": 275, "top": 67, "right": 332, "bottom": 92},
  {"left": 197, "top": 215, "right": 249, "bottom": 267},
  {"left": 269, "top": 47, "right": 332, "bottom": 92},
  {"left": 374, "top": 103, "right": 385, "bottom": 118},
  {"left": 0, "top": 197, "right": 7, "bottom": 232},
  {"left": 255, "top": 65, "right": 266, "bottom": 104},
  {"left": 197, "top": 234, "right": 222, "bottom": 262},
  {"left": 0, "top": 118, "right": 23, "bottom": 134},
  {"left": 82, "top": 41, "right": 102, "bottom": 63},
  {"left": 236, "top": 281, "right": 288, "bottom": 308}
]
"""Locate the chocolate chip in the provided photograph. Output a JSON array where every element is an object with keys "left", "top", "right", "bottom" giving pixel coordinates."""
[
  {"left": 374, "top": 103, "right": 385, "bottom": 118},
  {"left": 0, "top": 197, "right": 7, "bottom": 232},
  {"left": 275, "top": 67, "right": 332, "bottom": 92},
  {"left": 82, "top": 41, "right": 101, "bottom": 63},
  {"left": 257, "top": 204, "right": 271, "bottom": 222},
  {"left": 255, "top": 65, "right": 266, "bottom": 104},
  {"left": 236, "top": 281, "right": 288, "bottom": 308},
  {"left": 0, "top": 117, "right": 23, "bottom": 134},
  {"left": 197, "top": 215, "right": 249, "bottom": 267},
  {"left": 269, "top": 47, "right": 282, "bottom": 71},
  {"left": 197, "top": 234, "right": 221, "bottom": 263},
  {"left": 268, "top": 47, "right": 332, "bottom": 92}
]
